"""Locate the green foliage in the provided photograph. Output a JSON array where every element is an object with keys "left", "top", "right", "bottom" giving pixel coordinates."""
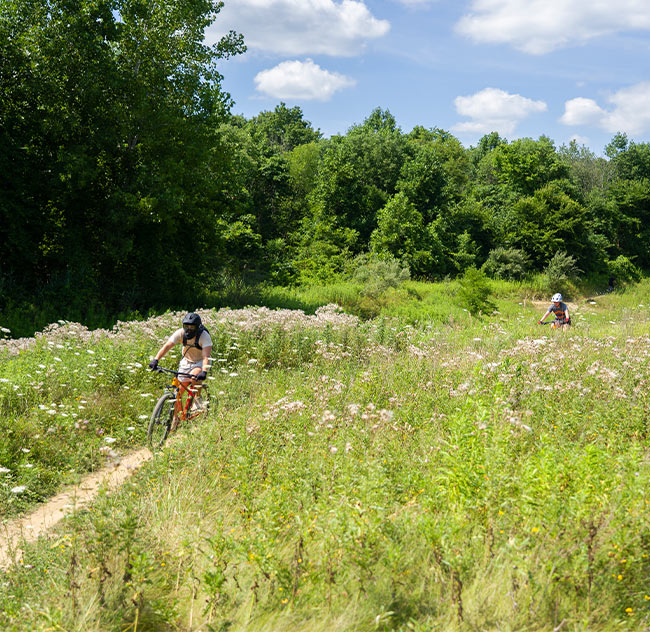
[
  {"left": 247, "top": 103, "right": 321, "bottom": 153},
  {"left": 607, "top": 178, "right": 650, "bottom": 268},
  {"left": 351, "top": 253, "right": 410, "bottom": 293},
  {"left": 456, "top": 267, "right": 495, "bottom": 315},
  {"left": 492, "top": 136, "right": 570, "bottom": 196},
  {"left": 0, "top": 0, "right": 246, "bottom": 320},
  {"left": 543, "top": 250, "right": 582, "bottom": 296},
  {"left": 482, "top": 247, "right": 530, "bottom": 280},
  {"left": 503, "top": 181, "right": 593, "bottom": 269},
  {"left": 606, "top": 255, "right": 642, "bottom": 284},
  {"left": 370, "top": 192, "right": 439, "bottom": 276}
]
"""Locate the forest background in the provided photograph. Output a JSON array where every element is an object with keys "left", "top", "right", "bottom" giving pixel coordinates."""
[{"left": 2, "top": 0, "right": 650, "bottom": 338}]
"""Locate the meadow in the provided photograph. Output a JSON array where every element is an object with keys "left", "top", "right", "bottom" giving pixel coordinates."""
[{"left": 1, "top": 281, "right": 650, "bottom": 631}]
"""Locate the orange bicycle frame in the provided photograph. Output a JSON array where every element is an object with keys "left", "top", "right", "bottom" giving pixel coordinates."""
[{"left": 171, "top": 376, "right": 203, "bottom": 421}]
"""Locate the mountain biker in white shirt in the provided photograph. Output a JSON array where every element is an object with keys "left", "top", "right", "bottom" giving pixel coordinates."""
[{"left": 148, "top": 312, "right": 212, "bottom": 383}]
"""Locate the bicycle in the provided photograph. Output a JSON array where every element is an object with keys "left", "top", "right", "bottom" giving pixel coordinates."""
[
  {"left": 147, "top": 367, "right": 210, "bottom": 450},
  {"left": 539, "top": 319, "right": 571, "bottom": 330}
]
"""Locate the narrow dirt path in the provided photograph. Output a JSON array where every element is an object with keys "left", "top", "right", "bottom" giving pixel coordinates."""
[{"left": 0, "top": 447, "right": 153, "bottom": 569}]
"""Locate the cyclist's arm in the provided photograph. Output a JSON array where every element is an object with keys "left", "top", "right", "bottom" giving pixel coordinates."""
[
  {"left": 153, "top": 340, "right": 176, "bottom": 362},
  {"left": 564, "top": 306, "right": 570, "bottom": 321},
  {"left": 539, "top": 309, "right": 551, "bottom": 323},
  {"left": 201, "top": 345, "right": 212, "bottom": 373}
]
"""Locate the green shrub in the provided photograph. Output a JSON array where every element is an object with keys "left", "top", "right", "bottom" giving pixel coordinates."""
[
  {"left": 543, "top": 251, "right": 581, "bottom": 296},
  {"left": 606, "top": 255, "right": 642, "bottom": 285},
  {"left": 456, "top": 267, "right": 495, "bottom": 315},
  {"left": 350, "top": 254, "right": 410, "bottom": 295},
  {"left": 482, "top": 247, "right": 530, "bottom": 280}
]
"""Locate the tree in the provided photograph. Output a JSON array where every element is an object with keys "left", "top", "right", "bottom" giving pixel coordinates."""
[
  {"left": 308, "top": 109, "right": 408, "bottom": 246},
  {"left": 502, "top": 181, "right": 593, "bottom": 269},
  {"left": 0, "top": 0, "right": 246, "bottom": 321},
  {"left": 607, "top": 178, "right": 650, "bottom": 267},
  {"left": 370, "top": 192, "right": 441, "bottom": 275},
  {"left": 246, "top": 103, "right": 321, "bottom": 153},
  {"left": 492, "top": 136, "right": 569, "bottom": 197}
]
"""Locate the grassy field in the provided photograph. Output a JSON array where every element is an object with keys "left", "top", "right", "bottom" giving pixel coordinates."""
[{"left": 1, "top": 281, "right": 650, "bottom": 631}]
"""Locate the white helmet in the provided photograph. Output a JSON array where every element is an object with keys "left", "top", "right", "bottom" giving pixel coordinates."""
[{"left": 552, "top": 293, "right": 563, "bottom": 302}]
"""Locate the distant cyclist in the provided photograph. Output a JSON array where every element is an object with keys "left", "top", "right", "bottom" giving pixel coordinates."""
[
  {"left": 538, "top": 293, "right": 571, "bottom": 329},
  {"left": 148, "top": 312, "right": 212, "bottom": 387}
]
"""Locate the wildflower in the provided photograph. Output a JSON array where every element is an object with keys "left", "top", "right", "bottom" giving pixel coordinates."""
[
  {"left": 104, "top": 437, "right": 117, "bottom": 444},
  {"left": 0, "top": 467, "right": 10, "bottom": 474},
  {"left": 11, "top": 486, "right": 26, "bottom": 494}
]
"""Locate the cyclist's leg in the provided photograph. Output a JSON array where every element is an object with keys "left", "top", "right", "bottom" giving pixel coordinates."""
[
  {"left": 187, "top": 367, "right": 208, "bottom": 412},
  {"left": 177, "top": 359, "right": 206, "bottom": 415}
]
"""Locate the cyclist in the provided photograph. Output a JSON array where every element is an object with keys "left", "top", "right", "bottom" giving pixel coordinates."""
[
  {"left": 148, "top": 312, "right": 212, "bottom": 394},
  {"left": 538, "top": 293, "right": 571, "bottom": 329}
]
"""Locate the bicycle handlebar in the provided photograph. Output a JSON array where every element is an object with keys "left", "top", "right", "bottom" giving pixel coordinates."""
[{"left": 152, "top": 366, "right": 197, "bottom": 379}]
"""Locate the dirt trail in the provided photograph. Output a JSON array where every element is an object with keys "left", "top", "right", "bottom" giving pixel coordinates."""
[{"left": 0, "top": 448, "right": 152, "bottom": 569}]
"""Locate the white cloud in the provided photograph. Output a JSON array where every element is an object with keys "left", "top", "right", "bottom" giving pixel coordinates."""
[
  {"left": 254, "top": 59, "right": 356, "bottom": 100},
  {"left": 456, "top": 0, "right": 650, "bottom": 54},
  {"left": 208, "top": 0, "right": 390, "bottom": 56},
  {"left": 453, "top": 87, "right": 547, "bottom": 136},
  {"left": 561, "top": 82, "right": 650, "bottom": 135},
  {"left": 560, "top": 98, "right": 606, "bottom": 127}
]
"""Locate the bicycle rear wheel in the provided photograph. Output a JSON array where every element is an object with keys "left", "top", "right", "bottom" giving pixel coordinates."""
[{"left": 147, "top": 392, "right": 175, "bottom": 450}]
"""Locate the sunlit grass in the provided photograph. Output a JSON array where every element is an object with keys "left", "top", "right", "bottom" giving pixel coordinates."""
[{"left": 2, "top": 280, "right": 650, "bottom": 629}]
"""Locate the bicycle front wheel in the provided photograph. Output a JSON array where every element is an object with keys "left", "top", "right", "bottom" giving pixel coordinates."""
[{"left": 147, "top": 392, "right": 176, "bottom": 450}]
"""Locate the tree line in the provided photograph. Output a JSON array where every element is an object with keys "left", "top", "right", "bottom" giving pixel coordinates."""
[{"left": 2, "top": 0, "right": 649, "bottom": 332}]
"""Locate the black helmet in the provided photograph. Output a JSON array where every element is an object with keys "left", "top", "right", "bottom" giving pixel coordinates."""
[{"left": 182, "top": 312, "right": 202, "bottom": 339}]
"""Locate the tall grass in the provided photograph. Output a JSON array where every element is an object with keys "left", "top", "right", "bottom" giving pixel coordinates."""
[{"left": 2, "top": 282, "right": 650, "bottom": 630}]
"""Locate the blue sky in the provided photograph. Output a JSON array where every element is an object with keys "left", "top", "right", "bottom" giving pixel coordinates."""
[{"left": 207, "top": 0, "right": 650, "bottom": 154}]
